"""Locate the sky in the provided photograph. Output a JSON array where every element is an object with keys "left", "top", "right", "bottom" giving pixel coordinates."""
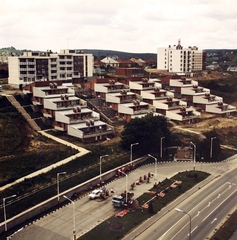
[{"left": 1, "top": 0, "right": 237, "bottom": 53}]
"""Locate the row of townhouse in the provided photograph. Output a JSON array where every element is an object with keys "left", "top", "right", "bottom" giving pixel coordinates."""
[
  {"left": 93, "top": 77, "right": 200, "bottom": 123},
  {"left": 92, "top": 74, "right": 235, "bottom": 123},
  {"left": 161, "top": 75, "right": 236, "bottom": 116},
  {"left": 23, "top": 81, "right": 114, "bottom": 143},
  {"left": 21, "top": 73, "right": 235, "bottom": 143}
]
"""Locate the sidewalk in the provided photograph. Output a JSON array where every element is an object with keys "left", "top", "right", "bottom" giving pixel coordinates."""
[{"left": 0, "top": 130, "right": 90, "bottom": 192}]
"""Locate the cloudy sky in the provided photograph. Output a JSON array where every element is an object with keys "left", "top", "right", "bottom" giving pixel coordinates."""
[{"left": 1, "top": 0, "right": 236, "bottom": 53}]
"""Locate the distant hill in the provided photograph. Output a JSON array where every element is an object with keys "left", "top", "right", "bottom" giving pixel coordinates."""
[
  {"left": 79, "top": 49, "right": 157, "bottom": 60},
  {"left": 0, "top": 47, "right": 157, "bottom": 59},
  {"left": 1, "top": 47, "right": 237, "bottom": 67}
]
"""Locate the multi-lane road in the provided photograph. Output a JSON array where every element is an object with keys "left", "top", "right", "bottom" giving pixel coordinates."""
[
  {"left": 10, "top": 157, "right": 237, "bottom": 240},
  {"left": 125, "top": 166, "right": 237, "bottom": 240}
]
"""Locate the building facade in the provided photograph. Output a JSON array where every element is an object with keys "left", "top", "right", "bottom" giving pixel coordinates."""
[
  {"left": 157, "top": 40, "right": 205, "bottom": 74},
  {"left": 23, "top": 81, "right": 114, "bottom": 143},
  {"left": 8, "top": 49, "right": 94, "bottom": 88}
]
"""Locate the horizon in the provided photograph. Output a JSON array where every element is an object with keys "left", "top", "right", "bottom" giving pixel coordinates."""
[{"left": 1, "top": 1, "right": 237, "bottom": 53}]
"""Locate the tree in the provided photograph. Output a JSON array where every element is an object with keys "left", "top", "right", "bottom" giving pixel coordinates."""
[{"left": 120, "top": 115, "right": 170, "bottom": 157}]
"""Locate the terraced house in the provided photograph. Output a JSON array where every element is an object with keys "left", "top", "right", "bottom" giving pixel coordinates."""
[{"left": 23, "top": 81, "right": 114, "bottom": 143}]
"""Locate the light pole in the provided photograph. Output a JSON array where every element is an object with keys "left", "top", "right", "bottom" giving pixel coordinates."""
[
  {"left": 175, "top": 208, "right": 192, "bottom": 240},
  {"left": 160, "top": 137, "right": 165, "bottom": 160},
  {"left": 210, "top": 137, "right": 216, "bottom": 161},
  {"left": 100, "top": 155, "right": 108, "bottom": 181},
  {"left": 118, "top": 170, "right": 128, "bottom": 203},
  {"left": 130, "top": 143, "right": 139, "bottom": 164},
  {"left": 148, "top": 154, "right": 157, "bottom": 181},
  {"left": 3, "top": 194, "right": 16, "bottom": 235},
  {"left": 57, "top": 172, "right": 66, "bottom": 204},
  {"left": 63, "top": 195, "right": 76, "bottom": 240},
  {"left": 190, "top": 142, "right": 196, "bottom": 171}
]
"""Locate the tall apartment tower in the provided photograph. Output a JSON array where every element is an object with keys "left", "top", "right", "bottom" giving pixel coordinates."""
[
  {"left": 157, "top": 40, "right": 205, "bottom": 74},
  {"left": 8, "top": 49, "right": 94, "bottom": 88}
]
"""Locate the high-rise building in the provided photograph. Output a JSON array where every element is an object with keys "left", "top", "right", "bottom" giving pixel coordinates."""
[
  {"left": 157, "top": 40, "right": 205, "bottom": 74},
  {"left": 8, "top": 49, "right": 94, "bottom": 88}
]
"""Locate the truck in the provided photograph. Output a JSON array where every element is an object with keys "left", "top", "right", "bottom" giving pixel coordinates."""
[{"left": 112, "top": 192, "right": 134, "bottom": 208}]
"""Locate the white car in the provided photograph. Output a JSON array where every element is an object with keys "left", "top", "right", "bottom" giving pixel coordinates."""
[{"left": 88, "top": 189, "right": 103, "bottom": 199}]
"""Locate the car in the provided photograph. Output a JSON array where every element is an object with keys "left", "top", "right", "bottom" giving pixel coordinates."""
[{"left": 88, "top": 189, "right": 103, "bottom": 199}]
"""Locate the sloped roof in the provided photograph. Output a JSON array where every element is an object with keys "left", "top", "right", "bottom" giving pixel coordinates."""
[{"left": 101, "top": 57, "right": 119, "bottom": 64}]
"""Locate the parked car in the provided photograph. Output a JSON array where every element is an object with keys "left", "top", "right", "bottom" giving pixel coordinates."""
[{"left": 88, "top": 189, "right": 103, "bottom": 199}]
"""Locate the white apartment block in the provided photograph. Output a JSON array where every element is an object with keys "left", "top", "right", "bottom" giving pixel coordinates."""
[
  {"left": 8, "top": 49, "right": 94, "bottom": 88},
  {"left": 157, "top": 40, "right": 205, "bottom": 74}
]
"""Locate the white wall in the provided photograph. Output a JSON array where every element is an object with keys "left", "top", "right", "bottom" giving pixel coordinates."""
[
  {"left": 106, "top": 94, "right": 120, "bottom": 103},
  {"left": 8, "top": 57, "right": 20, "bottom": 86},
  {"left": 68, "top": 125, "right": 84, "bottom": 138}
]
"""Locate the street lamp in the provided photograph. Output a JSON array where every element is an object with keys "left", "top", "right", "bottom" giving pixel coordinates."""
[
  {"left": 160, "top": 137, "right": 165, "bottom": 160},
  {"left": 63, "top": 195, "right": 76, "bottom": 240},
  {"left": 130, "top": 143, "right": 139, "bottom": 163},
  {"left": 57, "top": 172, "right": 66, "bottom": 204},
  {"left": 118, "top": 170, "right": 128, "bottom": 203},
  {"left": 148, "top": 154, "right": 157, "bottom": 181},
  {"left": 175, "top": 208, "right": 192, "bottom": 240},
  {"left": 3, "top": 194, "right": 16, "bottom": 235},
  {"left": 100, "top": 155, "right": 108, "bottom": 181},
  {"left": 190, "top": 142, "right": 196, "bottom": 171},
  {"left": 210, "top": 137, "right": 216, "bottom": 160}
]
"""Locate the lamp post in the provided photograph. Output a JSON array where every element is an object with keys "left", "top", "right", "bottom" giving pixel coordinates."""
[
  {"left": 175, "top": 208, "right": 192, "bottom": 240},
  {"left": 57, "top": 172, "right": 66, "bottom": 204},
  {"left": 63, "top": 195, "right": 76, "bottom": 240},
  {"left": 100, "top": 155, "right": 108, "bottom": 181},
  {"left": 3, "top": 194, "right": 16, "bottom": 235},
  {"left": 118, "top": 170, "right": 128, "bottom": 203},
  {"left": 148, "top": 154, "right": 157, "bottom": 181},
  {"left": 160, "top": 137, "right": 165, "bottom": 160},
  {"left": 190, "top": 142, "right": 196, "bottom": 171},
  {"left": 210, "top": 137, "right": 216, "bottom": 161},
  {"left": 130, "top": 143, "right": 139, "bottom": 164}
]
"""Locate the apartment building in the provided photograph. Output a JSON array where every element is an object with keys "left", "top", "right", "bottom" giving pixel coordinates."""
[
  {"left": 157, "top": 40, "right": 205, "bottom": 74},
  {"left": 8, "top": 49, "right": 94, "bottom": 88}
]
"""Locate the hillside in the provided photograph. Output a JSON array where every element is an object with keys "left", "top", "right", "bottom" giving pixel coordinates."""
[{"left": 0, "top": 47, "right": 157, "bottom": 60}]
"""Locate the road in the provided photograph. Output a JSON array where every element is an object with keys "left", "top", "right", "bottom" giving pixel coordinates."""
[
  {"left": 10, "top": 157, "right": 237, "bottom": 240},
  {"left": 124, "top": 160, "right": 237, "bottom": 240}
]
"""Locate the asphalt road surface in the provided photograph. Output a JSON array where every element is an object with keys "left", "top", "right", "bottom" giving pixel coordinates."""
[
  {"left": 128, "top": 167, "right": 237, "bottom": 240},
  {"left": 10, "top": 157, "right": 237, "bottom": 240}
]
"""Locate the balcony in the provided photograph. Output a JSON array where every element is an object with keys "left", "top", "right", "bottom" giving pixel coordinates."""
[
  {"left": 69, "top": 117, "right": 100, "bottom": 124},
  {"left": 133, "top": 109, "right": 149, "bottom": 114},
  {"left": 83, "top": 128, "right": 114, "bottom": 137}
]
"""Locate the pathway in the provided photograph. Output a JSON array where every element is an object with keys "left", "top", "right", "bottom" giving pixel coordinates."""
[{"left": 0, "top": 130, "right": 90, "bottom": 192}]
